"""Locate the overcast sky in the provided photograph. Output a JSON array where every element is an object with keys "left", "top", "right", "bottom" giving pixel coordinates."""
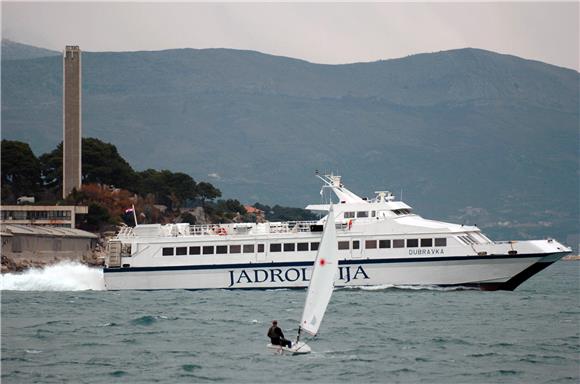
[{"left": 2, "top": 1, "right": 578, "bottom": 70}]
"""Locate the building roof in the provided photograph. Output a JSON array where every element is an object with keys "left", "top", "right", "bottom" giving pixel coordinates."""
[
  {"left": 244, "top": 205, "right": 264, "bottom": 214},
  {"left": 0, "top": 224, "right": 98, "bottom": 239}
]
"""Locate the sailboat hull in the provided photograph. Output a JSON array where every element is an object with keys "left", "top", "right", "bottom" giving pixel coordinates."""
[{"left": 267, "top": 341, "right": 311, "bottom": 355}]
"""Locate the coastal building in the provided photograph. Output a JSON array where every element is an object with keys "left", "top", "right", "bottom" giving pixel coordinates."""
[
  {"left": 0, "top": 205, "right": 88, "bottom": 228},
  {"left": 1, "top": 224, "right": 98, "bottom": 271},
  {"left": 63, "top": 45, "right": 82, "bottom": 198}
]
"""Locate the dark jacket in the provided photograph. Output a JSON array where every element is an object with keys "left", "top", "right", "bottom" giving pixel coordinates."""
[{"left": 267, "top": 325, "right": 285, "bottom": 344}]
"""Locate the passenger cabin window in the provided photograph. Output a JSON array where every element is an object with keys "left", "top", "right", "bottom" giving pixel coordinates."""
[
  {"left": 393, "top": 239, "right": 405, "bottom": 248},
  {"left": 203, "top": 246, "right": 214, "bottom": 255},
  {"left": 344, "top": 212, "right": 355, "bottom": 219},
  {"left": 243, "top": 244, "right": 254, "bottom": 253},
  {"left": 338, "top": 241, "right": 349, "bottom": 250},
  {"left": 270, "top": 243, "right": 282, "bottom": 252},
  {"left": 216, "top": 245, "right": 227, "bottom": 254},
  {"left": 297, "top": 242, "right": 309, "bottom": 251},
  {"left": 352, "top": 240, "right": 360, "bottom": 250},
  {"left": 435, "top": 238, "right": 447, "bottom": 247},
  {"left": 407, "top": 239, "right": 418, "bottom": 248},
  {"left": 310, "top": 242, "right": 319, "bottom": 251},
  {"left": 365, "top": 240, "right": 377, "bottom": 249},
  {"left": 230, "top": 245, "right": 241, "bottom": 254},
  {"left": 379, "top": 240, "right": 391, "bottom": 248},
  {"left": 176, "top": 247, "right": 187, "bottom": 256},
  {"left": 371, "top": 211, "right": 376, "bottom": 217},
  {"left": 357, "top": 211, "right": 369, "bottom": 218},
  {"left": 421, "top": 238, "right": 433, "bottom": 247},
  {"left": 162, "top": 247, "right": 174, "bottom": 256},
  {"left": 284, "top": 243, "right": 295, "bottom": 252},
  {"left": 257, "top": 244, "right": 265, "bottom": 253},
  {"left": 189, "top": 246, "right": 200, "bottom": 255}
]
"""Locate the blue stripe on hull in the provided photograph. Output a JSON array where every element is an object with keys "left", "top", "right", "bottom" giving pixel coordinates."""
[{"left": 104, "top": 252, "right": 550, "bottom": 273}]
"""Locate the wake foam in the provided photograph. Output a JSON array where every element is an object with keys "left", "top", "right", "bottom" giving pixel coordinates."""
[
  {"left": 340, "top": 284, "right": 477, "bottom": 292},
  {"left": 0, "top": 262, "right": 105, "bottom": 291}
]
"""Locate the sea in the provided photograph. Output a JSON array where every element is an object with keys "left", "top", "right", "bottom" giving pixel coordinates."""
[{"left": 1, "top": 261, "right": 578, "bottom": 384}]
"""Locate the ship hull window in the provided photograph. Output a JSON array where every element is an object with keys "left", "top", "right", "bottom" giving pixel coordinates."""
[
  {"left": 283, "top": 243, "right": 295, "bottom": 252},
  {"left": 203, "top": 246, "right": 214, "bottom": 255},
  {"left": 352, "top": 240, "right": 360, "bottom": 250},
  {"left": 357, "top": 211, "right": 368, "bottom": 218},
  {"left": 407, "top": 239, "right": 419, "bottom": 248},
  {"left": 189, "top": 246, "right": 200, "bottom": 255},
  {"left": 243, "top": 244, "right": 254, "bottom": 253},
  {"left": 297, "top": 242, "right": 309, "bottom": 251},
  {"left": 421, "top": 238, "right": 433, "bottom": 247},
  {"left": 379, "top": 240, "right": 391, "bottom": 248},
  {"left": 365, "top": 240, "right": 377, "bottom": 249},
  {"left": 310, "top": 242, "right": 319, "bottom": 251},
  {"left": 338, "top": 241, "right": 349, "bottom": 250},
  {"left": 258, "top": 244, "right": 265, "bottom": 253},
  {"left": 176, "top": 247, "right": 187, "bottom": 256},
  {"left": 270, "top": 243, "right": 282, "bottom": 252},
  {"left": 393, "top": 240, "right": 404, "bottom": 248},
  {"left": 435, "top": 238, "right": 447, "bottom": 247},
  {"left": 162, "top": 247, "right": 174, "bottom": 256},
  {"left": 230, "top": 245, "right": 241, "bottom": 254}
]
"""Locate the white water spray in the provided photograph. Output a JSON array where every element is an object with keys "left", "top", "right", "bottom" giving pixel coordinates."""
[{"left": 0, "top": 262, "right": 105, "bottom": 291}]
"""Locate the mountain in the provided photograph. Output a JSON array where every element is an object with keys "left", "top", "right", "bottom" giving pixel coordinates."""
[
  {"left": 1, "top": 39, "right": 60, "bottom": 60},
  {"left": 1, "top": 44, "right": 578, "bottom": 246}
]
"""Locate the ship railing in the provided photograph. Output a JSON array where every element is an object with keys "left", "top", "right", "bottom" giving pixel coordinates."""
[
  {"left": 117, "top": 226, "right": 135, "bottom": 237},
  {"left": 187, "top": 220, "right": 334, "bottom": 236}
]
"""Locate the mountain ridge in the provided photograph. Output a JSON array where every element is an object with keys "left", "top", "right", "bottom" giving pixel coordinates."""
[{"left": 1, "top": 40, "right": 578, "bottom": 246}]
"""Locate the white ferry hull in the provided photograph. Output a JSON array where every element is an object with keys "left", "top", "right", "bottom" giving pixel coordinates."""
[{"left": 103, "top": 252, "right": 565, "bottom": 291}]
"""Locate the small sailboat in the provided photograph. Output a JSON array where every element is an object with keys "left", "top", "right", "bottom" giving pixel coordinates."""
[{"left": 267, "top": 205, "right": 339, "bottom": 355}]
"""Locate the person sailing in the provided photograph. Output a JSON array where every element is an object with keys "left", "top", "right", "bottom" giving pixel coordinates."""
[{"left": 267, "top": 320, "right": 292, "bottom": 348}]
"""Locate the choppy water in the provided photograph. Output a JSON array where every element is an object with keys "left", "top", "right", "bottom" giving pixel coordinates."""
[{"left": 1, "top": 261, "right": 579, "bottom": 383}]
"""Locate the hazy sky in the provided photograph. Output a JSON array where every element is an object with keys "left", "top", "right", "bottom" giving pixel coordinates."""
[{"left": 2, "top": 2, "right": 578, "bottom": 70}]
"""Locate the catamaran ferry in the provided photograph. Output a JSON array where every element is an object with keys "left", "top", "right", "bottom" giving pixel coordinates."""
[{"left": 103, "top": 174, "right": 571, "bottom": 291}]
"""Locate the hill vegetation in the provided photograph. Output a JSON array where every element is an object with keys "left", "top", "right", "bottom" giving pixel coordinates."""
[{"left": 1, "top": 138, "right": 314, "bottom": 231}]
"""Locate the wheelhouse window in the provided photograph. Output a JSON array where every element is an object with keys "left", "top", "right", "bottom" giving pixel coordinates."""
[
  {"left": 270, "top": 243, "right": 282, "bottom": 252},
  {"left": 176, "top": 247, "right": 187, "bottom": 256},
  {"left": 243, "top": 244, "right": 254, "bottom": 253},
  {"left": 230, "top": 245, "right": 241, "bottom": 254},
  {"left": 338, "top": 241, "right": 349, "bottom": 250},
  {"left": 357, "top": 211, "right": 369, "bottom": 218},
  {"left": 435, "top": 238, "right": 447, "bottom": 247},
  {"left": 344, "top": 212, "right": 355, "bottom": 219},
  {"left": 189, "top": 246, "right": 200, "bottom": 255},
  {"left": 310, "top": 242, "right": 319, "bottom": 251},
  {"left": 421, "top": 238, "right": 433, "bottom": 247},
  {"left": 297, "top": 242, "right": 309, "bottom": 251},
  {"left": 393, "top": 239, "right": 405, "bottom": 248},
  {"left": 379, "top": 240, "right": 391, "bottom": 248},
  {"left": 283, "top": 243, "right": 295, "bottom": 252},
  {"left": 162, "top": 247, "right": 174, "bottom": 256},
  {"left": 352, "top": 240, "right": 360, "bottom": 250},
  {"left": 202, "top": 246, "right": 214, "bottom": 255},
  {"left": 407, "top": 239, "right": 418, "bottom": 248},
  {"left": 365, "top": 240, "right": 377, "bottom": 249}
]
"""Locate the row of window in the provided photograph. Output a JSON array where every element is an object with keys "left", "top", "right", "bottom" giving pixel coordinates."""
[
  {"left": 161, "top": 237, "right": 447, "bottom": 256},
  {"left": 342, "top": 209, "right": 411, "bottom": 219},
  {"left": 1, "top": 210, "right": 72, "bottom": 220}
]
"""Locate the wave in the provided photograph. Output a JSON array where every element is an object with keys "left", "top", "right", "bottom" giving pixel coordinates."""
[{"left": 0, "top": 262, "right": 105, "bottom": 291}]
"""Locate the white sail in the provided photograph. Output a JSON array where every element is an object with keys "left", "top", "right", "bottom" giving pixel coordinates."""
[{"left": 300, "top": 205, "right": 338, "bottom": 336}]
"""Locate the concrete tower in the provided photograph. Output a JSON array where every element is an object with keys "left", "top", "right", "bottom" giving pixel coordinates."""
[{"left": 63, "top": 45, "right": 82, "bottom": 198}]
